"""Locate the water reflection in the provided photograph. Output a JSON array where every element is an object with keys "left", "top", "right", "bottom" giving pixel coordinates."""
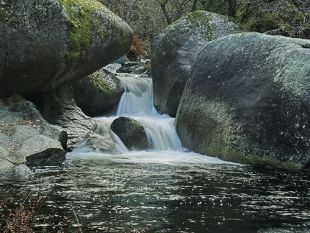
[{"left": 0, "top": 154, "right": 309, "bottom": 233}]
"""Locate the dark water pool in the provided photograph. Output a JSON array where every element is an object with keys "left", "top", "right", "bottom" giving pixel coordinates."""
[{"left": 0, "top": 152, "right": 309, "bottom": 233}]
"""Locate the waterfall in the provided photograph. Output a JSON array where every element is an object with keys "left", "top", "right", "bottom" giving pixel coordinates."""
[
  {"left": 134, "top": 116, "right": 183, "bottom": 151},
  {"left": 116, "top": 74, "right": 157, "bottom": 116},
  {"left": 96, "top": 72, "right": 183, "bottom": 152}
]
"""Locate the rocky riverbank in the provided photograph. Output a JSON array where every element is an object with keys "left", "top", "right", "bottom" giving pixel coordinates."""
[
  {"left": 0, "top": 0, "right": 133, "bottom": 171},
  {"left": 1, "top": 0, "right": 309, "bottom": 172}
]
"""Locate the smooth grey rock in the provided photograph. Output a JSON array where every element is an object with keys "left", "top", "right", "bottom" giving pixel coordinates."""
[
  {"left": 151, "top": 11, "right": 239, "bottom": 116},
  {"left": 0, "top": 96, "right": 68, "bottom": 169},
  {"left": 111, "top": 117, "right": 148, "bottom": 150},
  {"left": 13, "top": 164, "right": 32, "bottom": 177},
  {"left": 0, "top": 146, "right": 13, "bottom": 171},
  {"left": 176, "top": 32, "right": 310, "bottom": 168},
  {"left": 18, "top": 135, "right": 65, "bottom": 167}
]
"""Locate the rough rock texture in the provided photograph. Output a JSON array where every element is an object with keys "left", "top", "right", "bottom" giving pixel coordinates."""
[
  {"left": 151, "top": 11, "right": 239, "bottom": 116},
  {"left": 200, "top": 0, "right": 310, "bottom": 39},
  {"left": 73, "top": 68, "right": 124, "bottom": 117},
  {"left": 176, "top": 33, "right": 310, "bottom": 169},
  {"left": 117, "top": 60, "right": 151, "bottom": 75},
  {"left": 111, "top": 117, "right": 148, "bottom": 150},
  {"left": 32, "top": 86, "right": 95, "bottom": 150},
  {"left": 0, "top": 0, "right": 133, "bottom": 98},
  {"left": 0, "top": 96, "right": 67, "bottom": 170},
  {"left": 236, "top": 0, "right": 310, "bottom": 39}
]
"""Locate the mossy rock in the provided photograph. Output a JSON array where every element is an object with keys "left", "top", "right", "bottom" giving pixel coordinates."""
[
  {"left": 0, "top": 0, "right": 133, "bottom": 98},
  {"left": 236, "top": 0, "right": 310, "bottom": 38},
  {"left": 151, "top": 11, "right": 239, "bottom": 116},
  {"left": 73, "top": 68, "right": 124, "bottom": 116},
  {"left": 176, "top": 32, "right": 310, "bottom": 169}
]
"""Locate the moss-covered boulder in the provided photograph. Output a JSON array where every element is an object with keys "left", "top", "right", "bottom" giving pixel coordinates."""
[
  {"left": 236, "top": 0, "right": 310, "bottom": 39},
  {"left": 73, "top": 69, "right": 124, "bottom": 117},
  {"left": 151, "top": 11, "right": 239, "bottom": 116},
  {"left": 111, "top": 117, "right": 148, "bottom": 150},
  {"left": 176, "top": 33, "right": 310, "bottom": 169},
  {"left": 0, "top": 0, "right": 133, "bottom": 98},
  {"left": 0, "top": 96, "right": 67, "bottom": 170}
]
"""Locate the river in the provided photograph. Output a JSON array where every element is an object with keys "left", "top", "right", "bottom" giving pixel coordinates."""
[{"left": 0, "top": 69, "right": 309, "bottom": 232}]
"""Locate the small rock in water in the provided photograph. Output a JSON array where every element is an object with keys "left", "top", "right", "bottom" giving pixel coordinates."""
[{"left": 111, "top": 117, "right": 148, "bottom": 151}]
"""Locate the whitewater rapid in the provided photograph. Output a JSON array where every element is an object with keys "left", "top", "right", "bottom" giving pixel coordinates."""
[{"left": 72, "top": 67, "right": 233, "bottom": 165}]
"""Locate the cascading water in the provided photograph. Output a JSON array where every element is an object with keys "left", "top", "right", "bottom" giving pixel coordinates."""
[
  {"left": 116, "top": 74, "right": 157, "bottom": 116},
  {"left": 74, "top": 66, "right": 224, "bottom": 163},
  {"left": 110, "top": 73, "right": 183, "bottom": 152}
]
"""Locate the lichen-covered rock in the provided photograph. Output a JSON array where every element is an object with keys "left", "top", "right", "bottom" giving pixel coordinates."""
[
  {"left": 0, "top": 96, "right": 67, "bottom": 170},
  {"left": 73, "top": 69, "right": 124, "bottom": 117},
  {"left": 151, "top": 11, "right": 239, "bottom": 116},
  {"left": 236, "top": 0, "right": 310, "bottom": 39},
  {"left": 0, "top": 0, "right": 133, "bottom": 98},
  {"left": 32, "top": 86, "right": 96, "bottom": 150},
  {"left": 111, "top": 117, "right": 148, "bottom": 150},
  {"left": 176, "top": 32, "right": 310, "bottom": 169}
]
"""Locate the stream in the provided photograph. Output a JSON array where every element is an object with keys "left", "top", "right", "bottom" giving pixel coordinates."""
[{"left": 0, "top": 70, "right": 309, "bottom": 232}]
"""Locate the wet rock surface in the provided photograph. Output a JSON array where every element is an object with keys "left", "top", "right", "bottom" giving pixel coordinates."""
[{"left": 111, "top": 117, "right": 148, "bottom": 150}]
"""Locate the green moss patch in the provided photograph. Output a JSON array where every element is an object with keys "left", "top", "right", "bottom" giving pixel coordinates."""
[
  {"left": 237, "top": 1, "right": 309, "bottom": 38},
  {"left": 58, "top": 0, "right": 110, "bottom": 63}
]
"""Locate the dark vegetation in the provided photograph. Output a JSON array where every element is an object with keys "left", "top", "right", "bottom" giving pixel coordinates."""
[{"left": 100, "top": 0, "right": 309, "bottom": 57}]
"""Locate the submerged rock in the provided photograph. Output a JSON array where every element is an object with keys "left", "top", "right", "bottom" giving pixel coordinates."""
[
  {"left": 176, "top": 33, "right": 310, "bottom": 168},
  {"left": 151, "top": 11, "right": 239, "bottom": 116},
  {"left": 73, "top": 69, "right": 124, "bottom": 117},
  {"left": 79, "top": 121, "right": 120, "bottom": 154},
  {"left": 111, "top": 117, "right": 148, "bottom": 150},
  {"left": 0, "top": 0, "right": 133, "bottom": 98},
  {"left": 0, "top": 96, "right": 67, "bottom": 170}
]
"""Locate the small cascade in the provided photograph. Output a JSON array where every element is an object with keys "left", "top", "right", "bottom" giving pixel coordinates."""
[
  {"left": 92, "top": 70, "right": 184, "bottom": 153},
  {"left": 134, "top": 116, "right": 183, "bottom": 151},
  {"left": 116, "top": 74, "right": 157, "bottom": 116},
  {"left": 110, "top": 72, "right": 183, "bottom": 152}
]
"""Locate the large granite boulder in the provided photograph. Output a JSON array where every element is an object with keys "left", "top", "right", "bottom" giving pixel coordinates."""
[
  {"left": 0, "top": 96, "right": 67, "bottom": 170},
  {"left": 73, "top": 68, "right": 124, "bottom": 117},
  {"left": 111, "top": 117, "right": 148, "bottom": 150},
  {"left": 0, "top": 0, "right": 133, "bottom": 98},
  {"left": 176, "top": 33, "right": 310, "bottom": 169},
  {"left": 151, "top": 11, "right": 239, "bottom": 116}
]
